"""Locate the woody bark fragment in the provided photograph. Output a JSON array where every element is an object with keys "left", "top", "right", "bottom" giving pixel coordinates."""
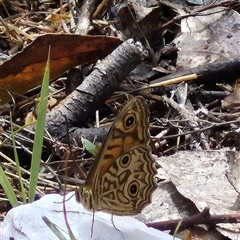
[{"left": 45, "top": 39, "right": 149, "bottom": 142}]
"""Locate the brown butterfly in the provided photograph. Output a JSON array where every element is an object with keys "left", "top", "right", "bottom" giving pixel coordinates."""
[{"left": 76, "top": 96, "right": 157, "bottom": 215}]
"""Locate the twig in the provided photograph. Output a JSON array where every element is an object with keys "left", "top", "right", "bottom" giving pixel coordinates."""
[{"left": 146, "top": 207, "right": 240, "bottom": 231}]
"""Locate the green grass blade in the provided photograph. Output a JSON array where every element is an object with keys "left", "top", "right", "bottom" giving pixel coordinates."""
[
  {"left": 10, "top": 112, "right": 27, "bottom": 203},
  {"left": 28, "top": 47, "right": 50, "bottom": 202},
  {"left": 0, "top": 165, "right": 19, "bottom": 207},
  {"left": 81, "top": 137, "right": 99, "bottom": 157},
  {"left": 42, "top": 216, "right": 68, "bottom": 240}
]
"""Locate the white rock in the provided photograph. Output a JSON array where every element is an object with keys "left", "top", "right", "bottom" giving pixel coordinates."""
[{"left": 0, "top": 193, "right": 179, "bottom": 240}]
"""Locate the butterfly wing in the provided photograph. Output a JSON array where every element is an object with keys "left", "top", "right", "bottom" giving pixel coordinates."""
[
  {"left": 96, "top": 145, "right": 157, "bottom": 215},
  {"left": 86, "top": 96, "right": 151, "bottom": 187},
  {"left": 77, "top": 96, "right": 156, "bottom": 213}
]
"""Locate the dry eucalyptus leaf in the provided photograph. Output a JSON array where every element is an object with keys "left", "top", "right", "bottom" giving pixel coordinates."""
[
  {"left": 158, "top": 150, "right": 240, "bottom": 240},
  {"left": 222, "top": 80, "right": 240, "bottom": 111},
  {"left": 129, "top": 0, "right": 160, "bottom": 21},
  {"left": 185, "top": 0, "right": 217, "bottom": 5},
  {"left": 137, "top": 166, "right": 198, "bottom": 223},
  {"left": 226, "top": 151, "right": 240, "bottom": 192},
  {"left": 173, "top": 7, "right": 240, "bottom": 69},
  {"left": 0, "top": 34, "right": 121, "bottom": 103}
]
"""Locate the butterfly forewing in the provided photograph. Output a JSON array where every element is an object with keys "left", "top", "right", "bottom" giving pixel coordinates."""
[{"left": 86, "top": 96, "right": 151, "bottom": 185}]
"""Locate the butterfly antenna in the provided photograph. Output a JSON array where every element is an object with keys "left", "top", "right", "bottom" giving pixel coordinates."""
[
  {"left": 111, "top": 209, "right": 120, "bottom": 232},
  {"left": 91, "top": 210, "right": 95, "bottom": 237}
]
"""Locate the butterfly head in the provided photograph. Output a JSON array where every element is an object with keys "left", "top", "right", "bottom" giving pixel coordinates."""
[{"left": 76, "top": 186, "right": 94, "bottom": 211}]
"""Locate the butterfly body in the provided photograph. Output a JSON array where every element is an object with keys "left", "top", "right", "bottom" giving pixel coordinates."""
[{"left": 76, "top": 96, "right": 157, "bottom": 215}]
